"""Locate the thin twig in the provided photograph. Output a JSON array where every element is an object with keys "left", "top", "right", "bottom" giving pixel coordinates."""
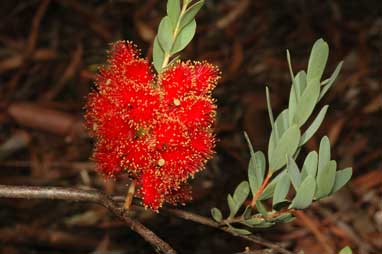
[
  {"left": 162, "top": 208, "right": 294, "bottom": 254},
  {"left": 0, "top": 185, "right": 176, "bottom": 254}
]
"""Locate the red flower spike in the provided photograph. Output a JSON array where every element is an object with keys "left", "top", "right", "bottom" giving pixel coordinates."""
[
  {"left": 173, "top": 96, "right": 216, "bottom": 128},
  {"left": 193, "top": 62, "right": 220, "bottom": 95},
  {"left": 84, "top": 41, "right": 220, "bottom": 210}
]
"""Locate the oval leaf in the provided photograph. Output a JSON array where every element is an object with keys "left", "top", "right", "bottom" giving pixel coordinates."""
[
  {"left": 171, "top": 19, "right": 196, "bottom": 54},
  {"left": 331, "top": 167, "right": 352, "bottom": 194},
  {"left": 179, "top": 0, "right": 204, "bottom": 28},
  {"left": 301, "top": 151, "right": 318, "bottom": 180},
  {"left": 269, "top": 125, "right": 301, "bottom": 172},
  {"left": 307, "top": 38, "right": 329, "bottom": 82},
  {"left": 293, "top": 78, "right": 321, "bottom": 127},
  {"left": 153, "top": 37, "right": 165, "bottom": 72},
  {"left": 290, "top": 175, "right": 316, "bottom": 209},
  {"left": 300, "top": 105, "right": 329, "bottom": 145},
  {"left": 157, "top": 16, "right": 174, "bottom": 52},
  {"left": 316, "top": 160, "right": 337, "bottom": 199},
  {"left": 318, "top": 136, "right": 331, "bottom": 173},
  {"left": 211, "top": 208, "right": 223, "bottom": 222},
  {"left": 319, "top": 61, "right": 343, "bottom": 101},
  {"left": 244, "top": 132, "right": 266, "bottom": 195},
  {"left": 287, "top": 157, "right": 301, "bottom": 190},
  {"left": 273, "top": 172, "right": 290, "bottom": 207},
  {"left": 167, "top": 0, "right": 181, "bottom": 26}
]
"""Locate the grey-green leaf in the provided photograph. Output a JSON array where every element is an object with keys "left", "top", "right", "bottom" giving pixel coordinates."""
[
  {"left": 259, "top": 171, "right": 286, "bottom": 200},
  {"left": 228, "top": 225, "right": 252, "bottom": 235},
  {"left": 179, "top": 0, "right": 204, "bottom": 28},
  {"left": 307, "top": 38, "right": 329, "bottom": 82},
  {"left": 287, "top": 157, "right": 301, "bottom": 189},
  {"left": 290, "top": 175, "right": 316, "bottom": 209},
  {"left": 301, "top": 151, "right": 318, "bottom": 180},
  {"left": 316, "top": 160, "right": 337, "bottom": 199},
  {"left": 157, "top": 16, "right": 174, "bottom": 52},
  {"left": 331, "top": 167, "right": 352, "bottom": 194},
  {"left": 227, "top": 194, "right": 236, "bottom": 218},
  {"left": 248, "top": 152, "right": 266, "bottom": 195},
  {"left": 265, "top": 86, "right": 275, "bottom": 132},
  {"left": 293, "top": 78, "right": 321, "bottom": 127},
  {"left": 269, "top": 125, "right": 301, "bottom": 172},
  {"left": 241, "top": 217, "right": 264, "bottom": 227},
  {"left": 339, "top": 246, "right": 353, "bottom": 254},
  {"left": 256, "top": 200, "right": 268, "bottom": 216},
  {"left": 167, "top": 0, "right": 181, "bottom": 26},
  {"left": 171, "top": 19, "right": 196, "bottom": 54},
  {"left": 153, "top": 37, "right": 165, "bottom": 72},
  {"left": 318, "top": 136, "right": 331, "bottom": 173},
  {"left": 228, "top": 181, "right": 250, "bottom": 218},
  {"left": 319, "top": 61, "right": 343, "bottom": 101},
  {"left": 211, "top": 208, "right": 223, "bottom": 222},
  {"left": 244, "top": 132, "right": 266, "bottom": 195},
  {"left": 273, "top": 172, "right": 290, "bottom": 207},
  {"left": 300, "top": 105, "right": 329, "bottom": 145}
]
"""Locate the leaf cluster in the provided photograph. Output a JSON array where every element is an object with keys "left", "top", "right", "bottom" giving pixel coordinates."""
[
  {"left": 153, "top": 0, "right": 204, "bottom": 72},
  {"left": 211, "top": 39, "right": 352, "bottom": 235}
]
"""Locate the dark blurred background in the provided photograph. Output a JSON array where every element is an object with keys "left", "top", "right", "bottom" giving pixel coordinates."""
[{"left": 0, "top": 1, "right": 381, "bottom": 253}]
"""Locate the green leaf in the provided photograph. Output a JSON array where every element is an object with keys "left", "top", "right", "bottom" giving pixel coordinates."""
[
  {"left": 256, "top": 200, "right": 268, "bottom": 216},
  {"left": 272, "top": 213, "right": 294, "bottom": 223},
  {"left": 318, "top": 136, "right": 331, "bottom": 173},
  {"left": 265, "top": 86, "right": 275, "bottom": 132},
  {"left": 301, "top": 151, "right": 318, "bottom": 180},
  {"left": 316, "top": 160, "right": 337, "bottom": 199},
  {"left": 228, "top": 225, "right": 252, "bottom": 235},
  {"left": 248, "top": 152, "right": 266, "bottom": 195},
  {"left": 290, "top": 175, "right": 316, "bottom": 209},
  {"left": 269, "top": 125, "right": 301, "bottom": 172},
  {"left": 269, "top": 110, "right": 289, "bottom": 163},
  {"left": 286, "top": 49, "right": 294, "bottom": 83},
  {"left": 244, "top": 132, "right": 266, "bottom": 195},
  {"left": 287, "top": 157, "right": 301, "bottom": 190},
  {"left": 294, "top": 71, "right": 307, "bottom": 97},
  {"left": 273, "top": 171, "right": 290, "bottom": 207},
  {"left": 227, "top": 194, "right": 236, "bottom": 218},
  {"left": 339, "top": 246, "right": 352, "bottom": 254},
  {"left": 288, "top": 84, "right": 297, "bottom": 125},
  {"left": 331, "top": 167, "right": 352, "bottom": 193},
  {"left": 242, "top": 206, "right": 252, "bottom": 220},
  {"left": 241, "top": 217, "right": 264, "bottom": 227},
  {"left": 171, "top": 19, "right": 196, "bottom": 54},
  {"left": 167, "top": 0, "right": 181, "bottom": 26},
  {"left": 179, "top": 0, "right": 204, "bottom": 28},
  {"left": 228, "top": 181, "right": 250, "bottom": 218},
  {"left": 319, "top": 61, "right": 343, "bottom": 101},
  {"left": 252, "top": 221, "right": 275, "bottom": 228},
  {"left": 307, "top": 38, "right": 329, "bottom": 82},
  {"left": 300, "top": 105, "right": 329, "bottom": 145},
  {"left": 153, "top": 37, "right": 165, "bottom": 72},
  {"left": 259, "top": 171, "right": 285, "bottom": 200},
  {"left": 157, "top": 16, "right": 174, "bottom": 52},
  {"left": 293, "top": 78, "right": 321, "bottom": 127},
  {"left": 211, "top": 208, "right": 223, "bottom": 222}
]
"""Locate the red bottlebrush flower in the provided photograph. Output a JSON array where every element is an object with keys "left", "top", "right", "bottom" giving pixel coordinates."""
[{"left": 84, "top": 41, "right": 220, "bottom": 211}]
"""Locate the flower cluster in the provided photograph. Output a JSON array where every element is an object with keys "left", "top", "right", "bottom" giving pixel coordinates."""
[{"left": 85, "top": 41, "right": 219, "bottom": 210}]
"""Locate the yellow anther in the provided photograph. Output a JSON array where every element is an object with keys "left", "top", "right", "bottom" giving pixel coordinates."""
[
  {"left": 158, "top": 158, "right": 165, "bottom": 167},
  {"left": 173, "top": 99, "right": 181, "bottom": 106}
]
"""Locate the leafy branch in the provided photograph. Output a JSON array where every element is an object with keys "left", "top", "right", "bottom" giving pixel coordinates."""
[
  {"left": 153, "top": 0, "right": 204, "bottom": 72},
  {"left": 211, "top": 39, "right": 352, "bottom": 235}
]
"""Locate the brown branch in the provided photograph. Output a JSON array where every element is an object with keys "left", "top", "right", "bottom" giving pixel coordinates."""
[
  {"left": 162, "top": 208, "right": 294, "bottom": 254},
  {"left": 0, "top": 185, "right": 176, "bottom": 254}
]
